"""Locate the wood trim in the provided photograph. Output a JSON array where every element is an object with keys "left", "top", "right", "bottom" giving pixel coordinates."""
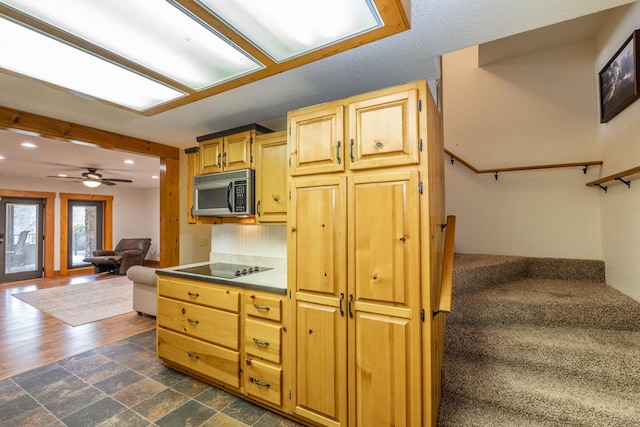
[
  {"left": 58, "top": 193, "right": 113, "bottom": 277},
  {"left": 160, "top": 157, "right": 180, "bottom": 268},
  {"left": 0, "top": 106, "right": 180, "bottom": 160},
  {"left": 0, "top": 189, "right": 55, "bottom": 278},
  {"left": 0, "top": 106, "right": 181, "bottom": 270},
  {"left": 436, "top": 215, "right": 456, "bottom": 315}
]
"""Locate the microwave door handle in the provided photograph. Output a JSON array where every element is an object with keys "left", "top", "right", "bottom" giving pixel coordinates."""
[{"left": 227, "top": 182, "right": 233, "bottom": 212}]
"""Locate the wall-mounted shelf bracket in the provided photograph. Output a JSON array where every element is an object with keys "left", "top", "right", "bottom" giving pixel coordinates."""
[
  {"left": 615, "top": 177, "right": 631, "bottom": 188},
  {"left": 494, "top": 171, "right": 499, "bottom": 181},
  {"left": 595, "top": 183, "right": 608, "bottom": 193},
  {"left": 582, "top": 165, "right": 589, "bottom": 174},
  {"left": 449, "top": 156, "right": 455, "bottom": 165}
]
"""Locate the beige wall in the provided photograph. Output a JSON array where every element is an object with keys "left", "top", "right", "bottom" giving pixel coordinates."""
[
  {"left": 443, "top": 42, "right": 602, "bottom": 260},
  {"left": 595, "top": 2, "right": 640, "bottom": 301}
]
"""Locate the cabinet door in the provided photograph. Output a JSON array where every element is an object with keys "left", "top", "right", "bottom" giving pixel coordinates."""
[
  {"left": 348, "top": 170, "right": 420, "bottom": 307},
  {"left": 293, "top": 300, "right": 347, "bottom": 427},
  {"left": 289, "top": 103, "right": 344, "bottom": 176},
  {"left": 289, "top": 176, "right": 347, "bottom": 426},
  {"left": 348, "top": 87, "right": 420, "bottom": 170},
  {"left": 225, "top": 130, "right": 254, "bottom": 171},
  {"left": 199, "top": 138, "right": 224, "bottom": 174},
  {"left": 349, "top": 311, "right": 420, "bottom": 427},
  {"left": 255, "top": 131, "right": 287, "bottom": 223},
  {"left": 289, "top": 176, "right": 346, "bottom": 297}
]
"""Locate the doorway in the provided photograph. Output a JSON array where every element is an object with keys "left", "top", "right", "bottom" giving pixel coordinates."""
[
  {"left": 0, "top": 197, "right": 44, "bottom": 282},
  {"left": 67, "top": 200, "right": 104, "bottom": 269}
]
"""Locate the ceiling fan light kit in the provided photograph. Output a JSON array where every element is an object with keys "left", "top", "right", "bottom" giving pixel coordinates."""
[{"left": 82, "top": 179, "right": 101, "bottom": 188}]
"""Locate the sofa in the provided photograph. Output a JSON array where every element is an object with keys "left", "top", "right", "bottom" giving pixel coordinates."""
[
  {"left": 84, "top": 238, "right": 151, "bottom": 275},
  {"left": 126, "top": 265, "right": 157, "bottom": 317}
]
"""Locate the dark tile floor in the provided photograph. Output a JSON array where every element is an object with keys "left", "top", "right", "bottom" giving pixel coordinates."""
[{"left": 0, "top": 331, "right": 304, "bottom": 427}]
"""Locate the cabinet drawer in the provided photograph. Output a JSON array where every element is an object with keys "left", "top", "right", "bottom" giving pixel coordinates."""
[
  {"left": 158, "top": 297, "right": 239, "bottom": 350},
  {"left": 245, "top": 358, "right": 282, "bottom": 407},
  {"left": 245, "top": 319, "right": 281, "bottom": 364},
  {"left": 245, "top": 293, "right": 282, "bottom": 321},
  {"left": 158, "top": 277, "right": 240, "bottom": 312},
  {"left": 157, "top": 328, "right": 240, "bottom": 389}
]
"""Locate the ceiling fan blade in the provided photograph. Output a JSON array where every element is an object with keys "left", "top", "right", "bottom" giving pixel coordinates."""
[
  {"left": 100, "top": 180, "right": 117, "bottom": 186},
  {"left": 46, "top": 175, "right": 83, "bottom": 179},
  {"left": 101, "top": 178, "right": 133, "bottom": 183}
]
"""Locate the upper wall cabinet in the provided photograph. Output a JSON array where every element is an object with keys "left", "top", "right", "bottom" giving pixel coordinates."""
[
  {"left": 197, "top": 124, "right": 273, "bottom": 174},
  {"left": 289, "top": 103, "right": 345, "bottom": 176},
  {"left": 288, "top": 83, "right": 421, "bottom": 176},
  {"left": 255, "top": 131, "right": 287, "bottom": 223}
]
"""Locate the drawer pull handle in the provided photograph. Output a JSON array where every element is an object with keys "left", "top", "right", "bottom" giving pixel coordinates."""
[
  {"left": 250, "top": 377, "right": 271, "bottom": 388},
  {"left": 187, "top": 318, "right": 199, "bottom": 325},
  {"left": 252, "top": 338, "right": 270, "bottom": 347},
  {"left": 187, "top": 351, "right": 200, "bottom": 360},
  {"left": 253, "top": 304, "right": 270, "bottom": 312},
  {"left": 187, "top": 291, "right": 199, "bottom": 298}
]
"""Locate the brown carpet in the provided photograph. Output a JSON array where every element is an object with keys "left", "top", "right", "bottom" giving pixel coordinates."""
[
  {"left": 438, "top": 254, "right": 640, "bottom": 426},
  {"left": 12, "top": 276, "right": 133, "bottom": 326}
]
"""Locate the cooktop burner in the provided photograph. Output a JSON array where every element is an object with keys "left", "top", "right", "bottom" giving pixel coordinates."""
[{"left": 176, "top": 262, "right": 272, "bottom": 279}]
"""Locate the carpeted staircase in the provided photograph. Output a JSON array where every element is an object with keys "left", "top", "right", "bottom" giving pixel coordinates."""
[{"left": 438, "top": 254, "right": 640, "bottom": 426}]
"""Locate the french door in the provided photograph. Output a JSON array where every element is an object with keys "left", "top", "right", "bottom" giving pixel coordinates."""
[{"left": 0, "top": 197, "right": 44, "bottom": 282}]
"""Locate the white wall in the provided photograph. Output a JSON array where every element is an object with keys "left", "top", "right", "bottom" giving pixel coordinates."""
[
  {"left": 595, "top": 2, "right": 640, "bottom": 300},
  {"left": 443, "top": 42, "right": 603, "bottom": 260},
  {"left": 1, "top": 177, "right": 159, "bottom": 270}
]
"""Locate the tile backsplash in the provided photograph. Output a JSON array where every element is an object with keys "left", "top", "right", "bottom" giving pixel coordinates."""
[{"left": 211, "top": 224, "right": 286, "bottom": 268}]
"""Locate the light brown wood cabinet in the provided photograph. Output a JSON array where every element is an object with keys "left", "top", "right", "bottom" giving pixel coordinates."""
[
  {"left": 288, "top": 83, "right": 420, "bottom": 176},
  {"left": 287, "top": 80, "right": 445, "bottom": 427},
  {"left": 255, "top": 131, "right": 287, "bottom": 223},
  {"left": 199, "top": 130, "right": 254, "bottom": 174},
  {"left": 157, "top": 276, "right": 241, "bottom": 388},
  {"left": 157, "top": 275, "right": 288, "bottom": 412}
]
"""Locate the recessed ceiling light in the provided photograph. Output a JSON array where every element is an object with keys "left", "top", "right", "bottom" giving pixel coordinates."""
[
  {"left": 151, "top": 175, "right": 159, "bottom": 179},
  {"left": 58, "top": 173, "right": 67, "bottom": 177},
  {"left": 0, "top": 155, "right": 6, "bottom": 160},
  {"left": 21, "top": 142, "right": 37, "bottom": 148},
  {"left": 124, "top": 159, "right": 135, "bottom": 164}
]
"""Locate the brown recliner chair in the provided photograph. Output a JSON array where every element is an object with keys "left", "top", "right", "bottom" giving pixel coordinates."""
[{"left": 83, "top": 238, "right": 152, "bottom": 275}]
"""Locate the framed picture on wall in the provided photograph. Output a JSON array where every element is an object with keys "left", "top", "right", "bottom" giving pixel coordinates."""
[{"left": 599, "top": 30, "right": 640, "bottom": 123}]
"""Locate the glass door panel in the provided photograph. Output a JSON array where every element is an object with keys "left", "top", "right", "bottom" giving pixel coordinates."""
[
  {"left": 0, "top": 197, "right": 44, "bottom": 282},
  {"left": 68, "top": 200, "right": 103, "bottom": 269}
]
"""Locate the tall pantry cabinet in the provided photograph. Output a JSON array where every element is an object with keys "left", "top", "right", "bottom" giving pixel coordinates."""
[{"left": 287, "top": 80, "right": 446, "bottom": 426}]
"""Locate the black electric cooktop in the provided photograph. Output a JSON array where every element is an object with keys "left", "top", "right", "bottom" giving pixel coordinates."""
[{"left": 175, "top": 262, "right": 272, "bottom": 279}]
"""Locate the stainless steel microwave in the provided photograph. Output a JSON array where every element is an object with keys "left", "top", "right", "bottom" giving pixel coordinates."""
[{"left": 193, "top": 169, "right": 255, "bottom": 217}]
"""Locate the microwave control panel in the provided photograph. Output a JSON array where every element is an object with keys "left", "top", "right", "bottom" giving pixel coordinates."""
[{"left": 234, "top": 180, "right": 247, "bottom": 212}]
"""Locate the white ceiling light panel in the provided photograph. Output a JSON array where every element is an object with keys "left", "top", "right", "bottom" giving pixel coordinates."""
[{"left": 197, "top": 0, "right": 382, "bottom": 62}]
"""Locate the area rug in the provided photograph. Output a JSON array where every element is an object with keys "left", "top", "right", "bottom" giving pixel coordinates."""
[{"left": 12, "top": 276, "right": 134, "bottom": 326}]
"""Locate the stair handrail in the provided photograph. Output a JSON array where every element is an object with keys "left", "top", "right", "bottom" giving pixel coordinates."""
[
  {"left": 585, "top": 165, "right": 640, "bottom": 193},
  {"left": 445, "top": 148, "right": 603, "bottom": 179},
  {"left": 435, "top": 215, "right": 456, "bottom": 316}
]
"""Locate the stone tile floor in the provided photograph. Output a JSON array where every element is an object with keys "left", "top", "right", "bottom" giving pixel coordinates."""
[{"left": 0, "top": 330, "right": 304, "bottom": 427}]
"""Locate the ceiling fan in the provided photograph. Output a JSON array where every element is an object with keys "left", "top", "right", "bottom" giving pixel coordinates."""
[{"left": 47, "top": 167, "right": 133, "bottom": 187}]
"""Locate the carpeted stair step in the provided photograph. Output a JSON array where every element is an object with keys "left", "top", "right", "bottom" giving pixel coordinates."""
[
  {"left": 438, "top": 392, "right": 561, "bottom": 427},
  {"left": 441, "top": 355, "right": 640, "bottom": 426},
  {"left": 452, "top": 254, "right": 529, "bottom": 295},
  {"left": 448, "top": 278, "right": 640, "bottom": 331},
  {"left": 445, "top": 323, "right": 640, "bottom": 394}
]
